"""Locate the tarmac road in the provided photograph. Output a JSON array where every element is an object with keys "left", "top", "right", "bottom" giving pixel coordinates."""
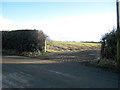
[{"left": 2, "top": 53, "right": 119, "bottom": 88}]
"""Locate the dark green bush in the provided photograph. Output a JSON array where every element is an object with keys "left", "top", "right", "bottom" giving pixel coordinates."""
[
  {"left": 101, "top": 28, "right": 118, "bottom": 61},
  {"left": 2, "top": 29, "right": 47, "bottom": 53}
]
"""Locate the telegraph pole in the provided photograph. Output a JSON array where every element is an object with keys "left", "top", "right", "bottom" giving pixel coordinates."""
[{"left": 116, "top": 0, "right": 120, "bottom": 68}]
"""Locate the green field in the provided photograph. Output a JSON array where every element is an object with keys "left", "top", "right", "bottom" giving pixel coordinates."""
[{"left": 46, "top": 40, "right": 101, "bottom": 53}]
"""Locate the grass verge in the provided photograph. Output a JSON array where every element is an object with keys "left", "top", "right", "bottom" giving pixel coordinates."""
[{"left": 90, "top": 58, "right": 119, "bottom": 71}]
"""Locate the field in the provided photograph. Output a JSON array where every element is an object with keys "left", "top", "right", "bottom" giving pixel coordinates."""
[
  {"left": 46, "top": 40, "right": 101, "bottom": 53},
  {"left": 29, "top": 41, "right": 117, "bottom": 69},
  {"left": 22, "top": 40, "right": 101, "bottom": 65},
  {"left": 21, "top": 41, "right": 101, "bottom": 67}
]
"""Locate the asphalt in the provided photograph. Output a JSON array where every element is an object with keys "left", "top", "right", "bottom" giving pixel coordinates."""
[{"left": 2, "top": 55, "right": 119, "bottom": 88}]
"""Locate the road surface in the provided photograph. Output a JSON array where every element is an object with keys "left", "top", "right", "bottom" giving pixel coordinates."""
[{"left": 2, "top": 51, "right": 119, "bottom": 88}]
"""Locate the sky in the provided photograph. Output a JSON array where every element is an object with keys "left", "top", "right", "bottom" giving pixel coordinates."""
[{"left": 0, "top": 1, "right": 118, "bottom": 42}]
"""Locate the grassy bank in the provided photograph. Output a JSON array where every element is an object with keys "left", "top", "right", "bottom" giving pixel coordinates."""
[{"left": 90, "top": 58, "right": 118, "bottom": 71}]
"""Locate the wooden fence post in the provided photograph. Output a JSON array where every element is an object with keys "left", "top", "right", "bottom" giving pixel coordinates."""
[
  {"left": 100, "top": 40, "right": 105, "bottom": 59},
  {"left": 42, "top": 39, "right": 46, "bottom": 53},
  {"left": 44, "top": 39, "right": 46, "bottom": 52}
]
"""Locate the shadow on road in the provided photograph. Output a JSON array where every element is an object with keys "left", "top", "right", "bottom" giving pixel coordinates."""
[{"left": 2, "top": 50, "right": 100, "bottom": 64}]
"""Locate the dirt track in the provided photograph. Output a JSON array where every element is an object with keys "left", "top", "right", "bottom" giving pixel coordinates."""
[{"left": 2, "top": 50, "right": 119, "bottom": 88}]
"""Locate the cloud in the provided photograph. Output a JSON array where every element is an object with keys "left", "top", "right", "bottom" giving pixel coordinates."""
[
  {"left": 0, "top": 13, "right": 116, "bottom": 41},
  {"left": 0, "top": 16, "right": 43, "bottom": 30},
  {"left": 37, "top": 13, "right": 116, "bottom": 41},
  {"left": 0, "top": 16, "right": 14, "bottom": 30}
]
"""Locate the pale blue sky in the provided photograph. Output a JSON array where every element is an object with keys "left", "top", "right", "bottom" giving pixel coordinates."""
[
  {"left": 0, "top": 1, "right": 117, "bottom": 41},
  {"left": 2, "top": 2, "right": 116, "bottom": 23}
]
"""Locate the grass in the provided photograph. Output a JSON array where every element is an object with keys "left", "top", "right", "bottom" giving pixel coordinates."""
[
  {"left": 46, "top": 40, "right": 101, "bottom": 53},
  {"left": 90, "top": 58, "right": 118, "bottom": 70},
  {"left": 22, "top": 40, "right": 101, "bottom": 57},
  {"left": 45, "top": 41, "right": 119, "bottom": 70}
]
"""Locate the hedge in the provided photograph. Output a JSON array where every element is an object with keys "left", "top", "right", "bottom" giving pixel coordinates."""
[
  {"left": 100, "top": 28, "right": 118, "bottom": 61},
  {"left": 2, "top": 29, "right": 47, "bottom": 53}
]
